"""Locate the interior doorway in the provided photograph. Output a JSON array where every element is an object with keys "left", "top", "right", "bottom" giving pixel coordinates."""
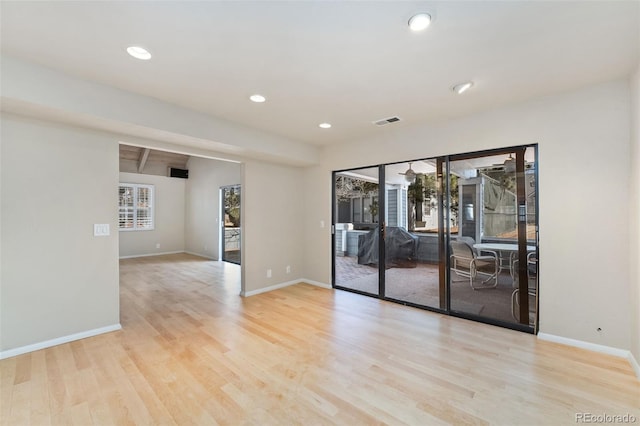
[
  {"left": 118, "top": 143, "right": 243, "bottom": 294},
  {"left": 221, "top": 184, "right": 241, "bottom": 265}
]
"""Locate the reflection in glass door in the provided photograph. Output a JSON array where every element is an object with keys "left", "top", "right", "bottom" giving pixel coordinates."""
[
  {"left": 332, "top": 167, "right": 380, "bottom": 296},
  {"left": 221, "top": 185, "right": 241, "bottom": 265},
  {"left": 383, "top": 160, "right": 444, "bottom": 309},
  {"left": 447, "top": 147, "right": 538, "bottom": 330}
]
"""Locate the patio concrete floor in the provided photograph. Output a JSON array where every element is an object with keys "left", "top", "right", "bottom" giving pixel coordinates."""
[{"left": 334, "top": 255, "right": 533, "bottom": 325}]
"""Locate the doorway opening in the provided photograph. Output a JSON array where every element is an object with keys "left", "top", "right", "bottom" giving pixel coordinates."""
[
  {"left": 118, "top": 143, "right": 243, "bottom": 294},
  {"left": 221, "top": 185, "right": 241, "bottom": 265}
]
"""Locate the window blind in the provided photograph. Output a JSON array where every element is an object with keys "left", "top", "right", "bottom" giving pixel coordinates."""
[{"left": 119, "top": 183, "right": 154, "bottom": 231}]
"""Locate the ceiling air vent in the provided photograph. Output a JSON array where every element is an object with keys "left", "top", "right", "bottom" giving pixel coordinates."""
[{"left": 373, "top": 116, "right": 401, "bottom": 126}]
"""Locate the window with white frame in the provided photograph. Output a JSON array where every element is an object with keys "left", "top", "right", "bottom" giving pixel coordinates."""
[{"left": 119, "top": 184, "right": 154, "bottom": 231}]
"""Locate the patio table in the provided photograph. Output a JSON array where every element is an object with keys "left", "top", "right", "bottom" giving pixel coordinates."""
[{"left": 473, "top": 243, "right": 536, "bottom": 285}]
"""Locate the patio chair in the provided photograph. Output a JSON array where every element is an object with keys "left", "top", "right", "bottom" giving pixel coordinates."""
[
  {"left": 450, "top": 240, "right": 499, "bottom": 290},
  {"left": 511, "top": 252, "right": 537, "bottom": 325}
]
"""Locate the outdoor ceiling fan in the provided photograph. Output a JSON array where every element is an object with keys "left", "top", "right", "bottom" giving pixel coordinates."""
[
  {"left": 503, "top": 154, "right": 516, "bottom": 173},
  {"left": 399, "top": 162, "right": 417, "bottom": 182}
]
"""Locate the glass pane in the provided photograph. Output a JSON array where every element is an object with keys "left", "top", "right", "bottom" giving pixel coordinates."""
[
  {"left": 137, "top": 186, "right": 150, "bottom": 208},
  {"left": 136, "top": 208, "right": 152, "bottom": 228},
  {"left": 333, "top": 168, "right": 379, "bottom": 296},
  {"left": 448, "top": 152, "right": 522, "bottom": 325},
  {"left": 383, "top": 160, "right": 441, "bottom": 308},
  {"left": 119, "top": 186, "right": 134, "bottom": 208},
  {"left": 119, "top": 209, "right": 133, "bottom": 229}
]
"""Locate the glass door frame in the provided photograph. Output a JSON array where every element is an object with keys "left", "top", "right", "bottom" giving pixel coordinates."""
[
  {"left": 331, "top": 143, "right": 539, "bottom": 334},
  {"left": 377, "top": 159, "right": 449, "bottom": 313},
  {"left": 331, "top": 166, "right": 383, "bottom": 297},
  {"left": 332, "top": 161, "right": 448, "bottom": 313},
  {"left": 445, "top": 145, "right": 538, "bottom": 333}
]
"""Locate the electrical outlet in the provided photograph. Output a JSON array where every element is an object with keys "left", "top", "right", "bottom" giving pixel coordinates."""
[
  {"left": 286, "top": 265, "right": 291, "bottom": 274},
  {"left": 156, "top": 243, "right": 161, "bottom": 249},
  {"left": 267, "top": 269, "right": 272, "bottom": 278},
  {"left": 204, "top": 245, "right": 208, "bottom": 252}
]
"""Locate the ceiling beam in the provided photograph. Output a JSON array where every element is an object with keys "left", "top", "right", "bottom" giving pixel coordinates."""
[{"left": 138, "top": 148, "right": 150, "bottom": 173}]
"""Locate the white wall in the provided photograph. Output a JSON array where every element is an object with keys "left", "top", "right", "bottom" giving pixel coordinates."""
[
  {"left": 184, "top": 157, "right": 241, "bottom": 259},
  {"left": 118, "top": 172, "right": 186, "bottom": 258},
  {"left": 303, "top": 165, "right": 332, "bottom": 282},
  {"left": 0, "top": 111, "right": 305, "bottom": 354},
  {"left": 1, "top": 113, "right": 120, "bottom": 351},
  {"left": 243, "top": 161, "right": 305, "bottom": 294},
  {"left": 630, "top": 66, "right": 640, "bottom": 366},
  {"left": 306, "top": 79, "right": 633, "bottom": 350}
]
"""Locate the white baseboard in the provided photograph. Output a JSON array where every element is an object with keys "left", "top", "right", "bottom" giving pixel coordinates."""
[
  {"left": 537, "top": 333, "right": 630, "bottom": 358},
  {"left": 183, "top": 251, "right": 217, "bottom": 260},
  {"left": 241, "top": 278, "right": 332, "bottom": 297},
  {"left": 538, "top": 332, "right": 640, "bottom": 380},
  {"left": 629, "top": 352, "right": 640, "bottom": 380},
  {"left": 119, "top": 250, "right": 184, "bottom": 259},
  {"left": 0, "top": 324, "right": 122, "bottom": 360},
  {"left": 301, "top": 279, "right": 332, "bottom": 289},
  {"left": 242, "top": 279, "right": 300, "bottom": 297}
]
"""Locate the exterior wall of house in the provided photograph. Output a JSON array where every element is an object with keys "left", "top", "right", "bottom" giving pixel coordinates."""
[
  {"left": 0, "top": 113, "right": 120, "bottom": 352},
  {"left": 184, "top": 156, "right": 241, "bottom": 260},
  {"left": 306, "top": 79, "right": 633, "bottom": 351},
  {"left": 118, "top": 172, "right": 186, "bottom": 258},
  {"left": 630, "top": 66, "right": 640, "bottom": 370}
]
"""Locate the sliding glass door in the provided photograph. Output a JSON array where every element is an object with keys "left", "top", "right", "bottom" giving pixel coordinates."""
[
  {"left": 331, "top": 145, "right": 538, "bottom": 333},
  {"left": 447, "top": 148, "right": 537, "bottom": 330},
  {"left": 332, "top": 167, "right": 380, "bottom": 296},
  {"left": 382, "top": 160, "right": 444, "bottom": 310}
]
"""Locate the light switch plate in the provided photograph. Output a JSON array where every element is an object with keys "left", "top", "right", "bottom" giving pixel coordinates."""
[{"left": 94, "top": 224, "right": 110, "bottom": 236}]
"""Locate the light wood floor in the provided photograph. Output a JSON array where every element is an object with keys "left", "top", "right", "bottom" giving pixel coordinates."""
[{"left": 2, "top": 253, "right": 638, "bottom": 425}]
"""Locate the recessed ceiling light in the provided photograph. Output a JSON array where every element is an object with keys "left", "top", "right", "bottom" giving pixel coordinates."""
[
  {"left": 319, "top": 123, "right": 332, "bottom": 129},
  {"left": 126, "top": 46, "right": 152, "bottom": 60},
  {"left": 408, "top": 13, "right": 432, "bottom": 31},
  {"left": 249, "top": 94, "right": 266, "bottom": 103},
  {"left": 452, "top": 81, "right": 474, "bottom": 94}
]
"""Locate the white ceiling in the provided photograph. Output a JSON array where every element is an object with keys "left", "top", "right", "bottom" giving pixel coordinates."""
[{"left": 1, "top": 1, "right": 638, "bottom": 147}]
